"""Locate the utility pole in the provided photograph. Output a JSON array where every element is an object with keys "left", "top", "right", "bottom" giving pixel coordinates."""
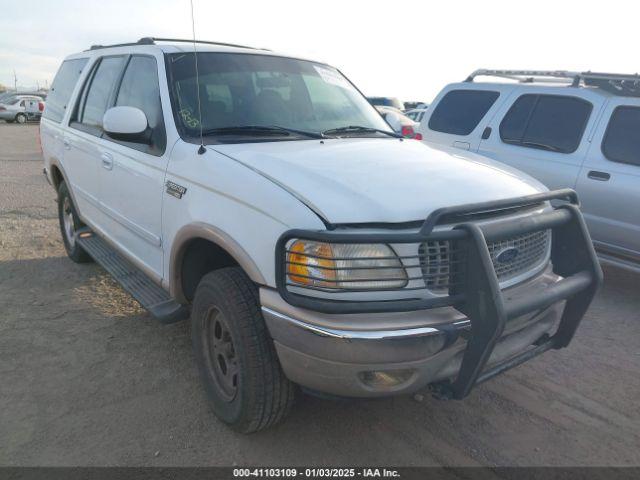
[{"left": 13, "top": 69, "right": 17, "bottom": 92}]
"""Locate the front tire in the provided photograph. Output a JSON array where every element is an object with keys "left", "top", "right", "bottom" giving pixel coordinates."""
[
  {"left": 57, "top": 181, "right": 92, "bottom": 263},
  {"left": 191, "top": 267, "right": 295, "bottom": 433}
]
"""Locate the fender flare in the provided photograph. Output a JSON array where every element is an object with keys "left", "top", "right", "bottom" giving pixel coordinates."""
[
  {"left": 48, "top": 160, "right": 87, "bottom": 222},
  {"left": 169, "top": 222, "right": 267, "bottom": 303}
]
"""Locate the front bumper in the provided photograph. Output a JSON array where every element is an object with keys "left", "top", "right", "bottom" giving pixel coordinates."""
[
  {"left": 262, "top": 270, "right": 563, "bottom": 397},
  {"left": 268, "top": 189, "right": 603, "bottom": 399}
]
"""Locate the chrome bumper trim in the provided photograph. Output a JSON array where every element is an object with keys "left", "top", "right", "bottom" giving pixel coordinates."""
[{"left": 261, "top": 306, "right": 469, "bottom": 340}]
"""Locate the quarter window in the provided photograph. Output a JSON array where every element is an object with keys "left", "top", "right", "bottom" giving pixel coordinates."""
[
  {"left": 500, "top": 94, "right": 592, "bottom": 154},
  {"left": 428, "top": 90, "right": 500, "bottom": 135},
  {"left": 42, "top": 58, "right": 88, "bottom": 123},
  {"left": 113, "top": 55, "right": 166, "bottom": 155},
  {"left": 601, "top": 106, "right": 640, "bottom": 166}
]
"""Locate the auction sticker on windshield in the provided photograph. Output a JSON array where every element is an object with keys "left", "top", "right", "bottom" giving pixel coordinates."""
[{"left": 313, "top": 65, "right": 353, "bottom": 90}]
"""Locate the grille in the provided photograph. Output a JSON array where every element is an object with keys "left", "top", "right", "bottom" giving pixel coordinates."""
[{"left": 420, "top": 229, "right": 550, "bottom": 293}]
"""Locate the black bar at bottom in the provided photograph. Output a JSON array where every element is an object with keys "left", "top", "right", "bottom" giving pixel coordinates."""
[
  {"left": 504, "top": 270, "right": 593, "bottom": 320},
  {"left": 475, "top": 339, "right": 555, "bottom": 385}
]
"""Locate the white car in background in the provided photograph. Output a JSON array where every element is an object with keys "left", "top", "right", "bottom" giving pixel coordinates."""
[
  {"left": 405, "top": 107, "right": 428, "bottom": 123},
  {"left": 375, "top": 105, "right": 419, "bottom": 138},
  {"left": 0, "top": 95, "right": 45, "bottom": 123}
]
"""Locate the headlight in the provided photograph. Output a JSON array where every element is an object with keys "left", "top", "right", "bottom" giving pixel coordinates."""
[{"left": 286, "top": 240, "right": 407, "bottom": 290}]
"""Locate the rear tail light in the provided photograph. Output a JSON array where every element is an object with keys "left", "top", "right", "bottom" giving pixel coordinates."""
[
  {"left": 400, "top": 125, "right": 415, "bottom": 138},
  {"left": 38, "top": 102, "right": 44, "bottom": 112},
  {"left": 414, "top": 132, "right": 423, "bottom": 141}
]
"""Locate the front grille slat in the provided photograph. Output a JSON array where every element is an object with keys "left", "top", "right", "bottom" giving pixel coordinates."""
[{"left": 420, "top": 230, "right": 550, "bottom": 293}]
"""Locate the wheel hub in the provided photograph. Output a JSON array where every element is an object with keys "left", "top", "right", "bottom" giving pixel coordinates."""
[
  {"left": 205, "top": 307, "right": 238, "bottom": 401},
  {"left": 62, "top": 197, "right": 76, "bottom": 248}
]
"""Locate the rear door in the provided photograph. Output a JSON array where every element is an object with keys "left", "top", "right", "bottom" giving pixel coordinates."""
[
  {"left": 477, "top": 88, "right": 603, "bottom": 191},
  {"left": 65, "top": 55, "right": 128, "bottom": 228},
  {"left": 576, "top": 99, "right": 640, "bottom": 262},
  {"left": 96, "top": 54, "right": 168, "bottom": 279},
  {"left": 24, "top": 97, "right": 39, "bottom": 115},
  {"left": 418, "top": 84, "right": 509, "bottom": 151}
]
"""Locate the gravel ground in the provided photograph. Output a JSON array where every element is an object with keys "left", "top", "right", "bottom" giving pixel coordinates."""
[{"left": 0, "top": 123, "right": 639, "bottom": 467}]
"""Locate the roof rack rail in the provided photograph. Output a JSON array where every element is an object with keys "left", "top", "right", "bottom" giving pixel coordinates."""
[
  {"left": 87, "top": 37, "right": 265, "bottom": 51},
  {"left": 465, "top": 70, "right": 583, "bottom": 85},
  {"left": 465, "top": 69, "right": 640, "bottom": 96},
  {"left": 87, "top": 37, "right": 155, "bottom": 51}
]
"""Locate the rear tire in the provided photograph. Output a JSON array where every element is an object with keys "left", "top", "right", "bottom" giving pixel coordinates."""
[
  {"left": 15, "top": 113, "right": 26, "bottom": 124},
  {"left": 57, "top": 181, "right": 92, "bottom": 263},
  {"left": 191, "top": 267, "right": 295, "bottom": 433}
]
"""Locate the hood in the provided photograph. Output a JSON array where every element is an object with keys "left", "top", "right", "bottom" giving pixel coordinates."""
[{"left": 211, "top": 138, "right": 546, "bottom": 225}]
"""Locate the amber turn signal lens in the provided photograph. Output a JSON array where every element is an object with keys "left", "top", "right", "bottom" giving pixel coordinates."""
[{"left": 287, "top": 240, "right": 337, "bottom": 287}]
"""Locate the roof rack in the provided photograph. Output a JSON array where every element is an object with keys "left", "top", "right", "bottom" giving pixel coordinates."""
[
  {"left": 88, "top": 37, "right": 265, "bottom": 51},
  {"left": 465, "top": 69, "right": 640, "bottom": 97}
]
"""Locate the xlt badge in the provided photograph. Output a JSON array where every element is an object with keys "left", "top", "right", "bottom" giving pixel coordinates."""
[{"left": 166, "top": 180, "right": 187, "bottom": 199}]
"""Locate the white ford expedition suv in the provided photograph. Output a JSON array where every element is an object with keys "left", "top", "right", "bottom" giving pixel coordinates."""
[{"left": 41, "top": 38, "right": 602, "bottom": 433}]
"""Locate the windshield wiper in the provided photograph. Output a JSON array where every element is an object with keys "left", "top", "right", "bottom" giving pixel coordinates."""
[
  {"left": 521, "top": 141, "right": 562, "bottom": 152},
  {"left": 201, "top": 125, "right": 324, "bottom": 139},
  {"left": 322, "top": 125, "right": 402, "bottom": 138}
]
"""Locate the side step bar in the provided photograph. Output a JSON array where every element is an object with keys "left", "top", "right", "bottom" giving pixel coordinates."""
[{"left": 75, "top": 228, "right": 189, "bottom": 324}]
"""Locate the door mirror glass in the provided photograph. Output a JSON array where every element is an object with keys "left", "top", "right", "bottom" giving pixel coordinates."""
[{"left": 103, "top": 106, "right": 150, "bottom": 143}]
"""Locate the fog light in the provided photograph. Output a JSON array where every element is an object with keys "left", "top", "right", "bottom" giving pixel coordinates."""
[{"left": 360, "top": 369, "right": 415, "bottom": 389}]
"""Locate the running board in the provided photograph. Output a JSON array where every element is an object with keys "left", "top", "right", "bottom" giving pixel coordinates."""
[{"left": 75, "top": 228, "right": 189, "bottom": 324}]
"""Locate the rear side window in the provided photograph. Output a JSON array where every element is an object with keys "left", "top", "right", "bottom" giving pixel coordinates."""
[
  {"left": 602, "top": 106, "right": 640, "bottom": 166},
  {"left": 428, "top": 90, "right": 499, "bottom": 135},
  {"left": 42, "top": 58, "right": 88, "bottom": 123},
  {"left": 500, "top": 94, "right": 592, "bottom": 154},
  {"left": 113, "top": 55, "right": 166, "bottom": 155}
]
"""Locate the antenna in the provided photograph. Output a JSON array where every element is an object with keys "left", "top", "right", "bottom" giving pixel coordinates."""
[{"left": 190, "top": 0, "right": 206, "bottom": 155}]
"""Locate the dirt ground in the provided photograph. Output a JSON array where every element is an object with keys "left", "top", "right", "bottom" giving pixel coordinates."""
[{"left": 0, "top": 123, "right": 639, "bottom": 467}]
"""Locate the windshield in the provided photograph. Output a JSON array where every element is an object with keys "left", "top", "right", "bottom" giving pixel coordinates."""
[{"left": 166, "top": 52, "right": 391, "bottom": 142}]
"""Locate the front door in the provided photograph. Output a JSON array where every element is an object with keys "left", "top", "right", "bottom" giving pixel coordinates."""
[{"left": 96, "top": 54, "right": 169, "bottom": 280}]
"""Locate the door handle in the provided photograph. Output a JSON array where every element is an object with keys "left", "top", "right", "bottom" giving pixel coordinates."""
[
  {"left": 101, "top": 153, "right": 114, "bottom": 170},
  {"left": 62, "top": 139, "right": 71, "bottom": 150},
  {"left": 453, "top": 141, "right": 471, "bottom": 150},
  {"left": 587, "top": 170, "right": 610, "bottom": 181}
]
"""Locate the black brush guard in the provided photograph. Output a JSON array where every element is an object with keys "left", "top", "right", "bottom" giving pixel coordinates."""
[{"left": 275, "top": 189, "right": 603, "bottom": 399}]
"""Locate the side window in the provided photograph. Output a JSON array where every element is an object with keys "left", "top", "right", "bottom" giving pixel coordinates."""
[
  {"left": 82, "top": 57, "right": 126, "bottom": 129},
  {"left": 72, "top": 56, "right": 126, "bottom": 135},
  {"left": 42, "top": 58, "right": 88, "bottom": 123},
  {"left": 113, "top": 55, "right": 166, "bottom": 155},
  {"left": 500, "top": 94, "right": 592, "bottom": 154},
  {"left": 602, "top": 106, "right": 640, "bottom": 166},
  {"left": 428, "top": 89, "right": 500, "bottom": 135}
]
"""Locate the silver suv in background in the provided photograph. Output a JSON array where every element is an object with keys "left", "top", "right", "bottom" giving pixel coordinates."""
[{"left": 418, "top": 70, "right": 640, "bottom": 273}]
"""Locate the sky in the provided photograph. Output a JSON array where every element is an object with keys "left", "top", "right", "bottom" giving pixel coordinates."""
[{"left": 0, "top": 0, "right": 638, "bottom": 103}]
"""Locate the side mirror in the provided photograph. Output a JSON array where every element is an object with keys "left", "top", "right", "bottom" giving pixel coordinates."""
[{"left": 103, "top": 106, "right": 151, "bottom": 144}]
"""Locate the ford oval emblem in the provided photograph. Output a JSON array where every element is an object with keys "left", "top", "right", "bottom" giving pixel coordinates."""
[{"left": 495, "top": 247, "right": 519, "bottom": 264}]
